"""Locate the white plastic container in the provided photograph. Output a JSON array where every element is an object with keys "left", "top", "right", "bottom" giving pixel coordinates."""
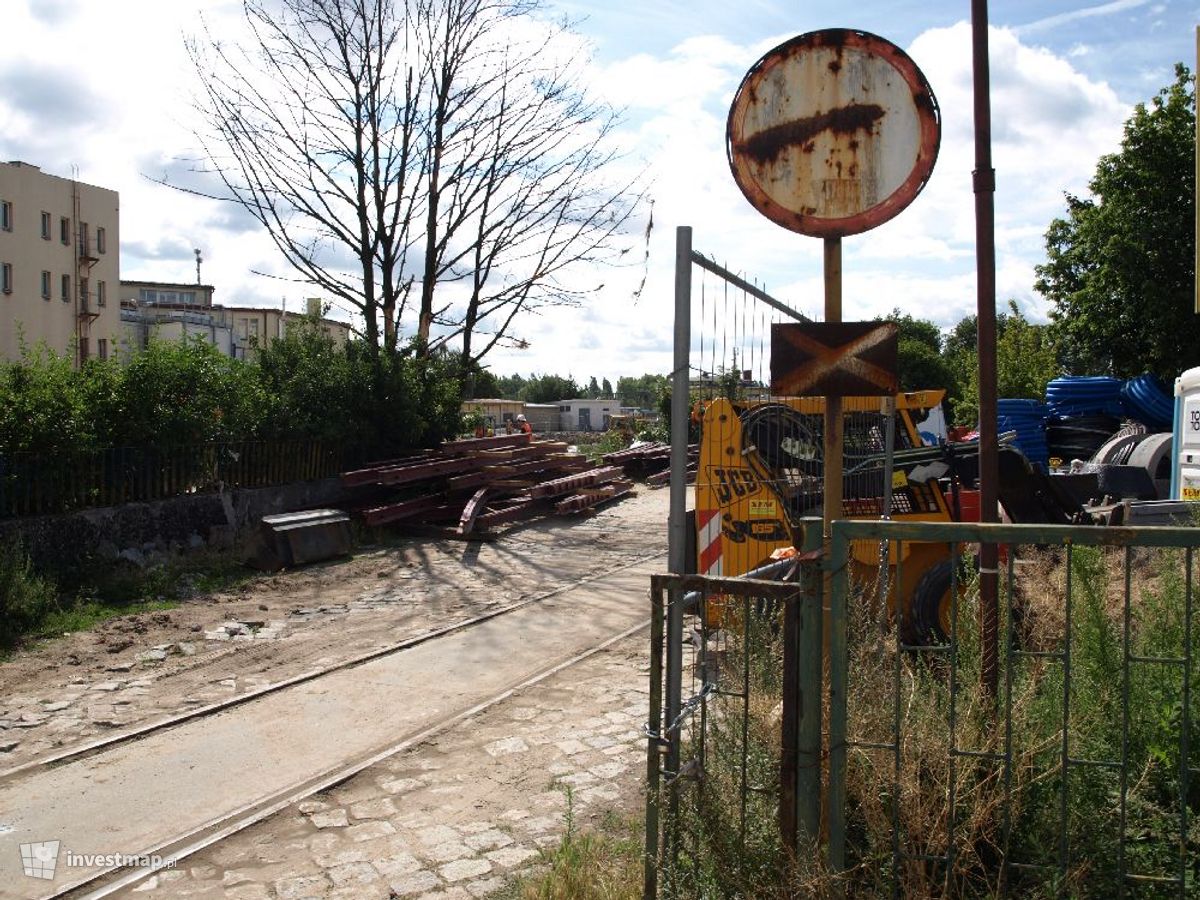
[{"left": 1172, "top": 366, "right": 1200, "bottom": 500}]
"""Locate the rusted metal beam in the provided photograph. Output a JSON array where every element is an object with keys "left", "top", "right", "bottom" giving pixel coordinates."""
[
  {"left": 554, "top": 480, "right": 634, "bottom": 513},
  {"left": 361, "top": 494, "right": 452, "bottom": 526},
  {"left": 342, "top": 455, "right": 481, "bottom": 487},
  {"left": 469, "top": 441, "right": 569, "bottom": 461},
  {"left": 529, "top": 466, "right": 623, "bottom": 499},
  {"left": 445, "top": 455, "right": 589, "bottom": 491},
  {"left": 458, "top": 488, "right": 491, "bottom": 535},
  {"left": 476, "top": 499, "right": 544, "bottom": 528},
  {"left": 439, "top": 433, "right": 532, "bottom": 455}
]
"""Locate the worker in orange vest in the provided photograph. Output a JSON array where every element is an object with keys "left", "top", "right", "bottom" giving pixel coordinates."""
[{"left": 516, "top": 414, "right": 533, "bottom": 435}]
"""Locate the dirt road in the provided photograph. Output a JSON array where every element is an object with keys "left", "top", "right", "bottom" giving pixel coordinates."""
[
  {"left": 0, "top": 488, "right": 667, "bottom": 772},
  {"left": 0, "top": 486, "right": 667, "bottom": 898}
]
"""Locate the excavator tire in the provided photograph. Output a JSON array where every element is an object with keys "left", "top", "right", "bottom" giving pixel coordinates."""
[{"left": 907, "top": 558, "right": 965, "bottom": 645}]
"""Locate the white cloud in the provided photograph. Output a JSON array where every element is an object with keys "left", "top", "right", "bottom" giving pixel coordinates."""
[
  {"left": 1016, "top": 0, "right": 1151, "bottom": 35},
  {"left": 0, "top": 3, "right": 1150, "bottom": 382}
]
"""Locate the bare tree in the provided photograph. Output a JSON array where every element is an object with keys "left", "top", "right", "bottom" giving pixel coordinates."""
[{"left": 185, "top": 0, "right": 639, "bottom": 368}]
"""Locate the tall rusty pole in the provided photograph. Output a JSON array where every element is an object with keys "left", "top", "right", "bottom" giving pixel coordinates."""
[
  {"left": 823, "top": 237, "right": 844, "bottom": 539},
  {"left": 972, "top": 0, "right": 1000, "bottom": 698}
]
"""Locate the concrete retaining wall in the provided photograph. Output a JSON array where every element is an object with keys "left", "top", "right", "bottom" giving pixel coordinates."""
[{"left": 0, "top": 476, "right": 356, "bottom": 575}]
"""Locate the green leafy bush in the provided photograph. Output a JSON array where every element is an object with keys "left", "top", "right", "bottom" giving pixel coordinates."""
[
  {"left": 0, "top": 333, "right": 464, "bottom": 459},
  {"left": 0, "top": 539, "right": 57, "bottom": 648}
]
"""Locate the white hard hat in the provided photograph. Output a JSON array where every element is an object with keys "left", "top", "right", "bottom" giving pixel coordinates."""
[{"left": 516, "top": 414, "right": 527, "bottom": 421}]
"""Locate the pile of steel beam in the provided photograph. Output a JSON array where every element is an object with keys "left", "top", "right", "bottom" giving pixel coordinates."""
[
  {"left": 603, "top": 441, "right": 697, "bottom": 485},
  {"left": 341, "top": 433, "right": 633, "bottom": 535}
]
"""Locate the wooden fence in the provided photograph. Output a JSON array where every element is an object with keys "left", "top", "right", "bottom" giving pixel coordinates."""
[{"left": 0, "top": 440, "right": 349, "bottom": 519}]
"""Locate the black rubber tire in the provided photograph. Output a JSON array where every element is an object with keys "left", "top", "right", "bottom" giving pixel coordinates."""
[{"left": 907, "top": 558, "right": 960, "bottom": 645}]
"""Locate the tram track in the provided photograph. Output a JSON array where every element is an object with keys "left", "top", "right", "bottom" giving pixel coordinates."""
[
  {"left": 0, "top": 547, "right": 663, "bottom": 788},
  {"left": 60, "top": 616, "right": 653, "bottom": 900},
  {"left": 0, "top": 543, "right": 664, "bottom": 900}
]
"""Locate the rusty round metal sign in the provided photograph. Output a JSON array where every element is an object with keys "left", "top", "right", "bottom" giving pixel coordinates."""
[{"left": 727, "top": 29, "right": 940, "bottom": 238}]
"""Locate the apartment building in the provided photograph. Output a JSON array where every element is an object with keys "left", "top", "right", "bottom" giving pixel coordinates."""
[
  {"left": 117, "top": 280, "right": 233, "bottom": 358},
  {"left": 229, "top": 300, "right": 352, "bottom": 359},
  {"left": 118, "top": 284, "right": 351, "bottom": 360},
  {"left": 0, "top": 161, "right": 120, "bottom": 365}
]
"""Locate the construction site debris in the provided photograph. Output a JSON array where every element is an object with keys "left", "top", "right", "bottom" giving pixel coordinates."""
[
  {"left": 603, "top": 441, "right": 698, "bottom": 485},
  {"left": 341, "top": 436, "right": 635, "bottom": 535}
]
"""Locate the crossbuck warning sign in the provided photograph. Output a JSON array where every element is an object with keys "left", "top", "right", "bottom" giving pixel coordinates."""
[{"left": 770, "top": 322, "right": 898, "bottom": 397}]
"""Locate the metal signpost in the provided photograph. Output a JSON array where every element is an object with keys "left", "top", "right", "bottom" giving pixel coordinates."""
[{"left": 727, "top": 27, "right": 940, "bottom": 539}]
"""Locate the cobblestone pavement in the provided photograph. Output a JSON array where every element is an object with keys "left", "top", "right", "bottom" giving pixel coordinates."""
[
  {"left": 0, "top": 488, "right": 667, "bottom": 771},
  {"left": 114, "top": 633, "right": 650, "bottom": 899}
]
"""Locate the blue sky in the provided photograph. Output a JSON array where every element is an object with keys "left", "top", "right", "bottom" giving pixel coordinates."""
[{"left": 1, "top": 0, "right": 1195, "bottom": 383}]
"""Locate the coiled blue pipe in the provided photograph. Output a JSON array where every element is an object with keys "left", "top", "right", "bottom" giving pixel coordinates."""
[
  {"left": 1044, "top": 376, "right": 1124, "bottom": 418},
  {"left": 1119, "top": 374, "right": 1173, "bottom": 430},
  {"left": 997, "top": 398, "right": 1050, "bottom": 470}
]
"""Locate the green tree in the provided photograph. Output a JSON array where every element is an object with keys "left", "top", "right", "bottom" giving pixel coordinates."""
[
  {"left": 951, "top": 302, "right": 1059, "bottom": 425},
  {"left": 469, "top": 367, "right": 501, "bottom": 400},
  {"left": 106, "top": 337, "right": 267, "bottom": 448},
  {"left": 601, "top": 377, "right": 613, "bottom": 398},
  {"left": 617, "top": 373, "right": 669, "bottom": 409},
  {"left": 0, "top": 344, "right": 95, "bottom": 454},
  {"left": 586, "top": 376, "right": 601, "bottom": 399},
  {"left": 255, "top": 318, "right": 355, "bottom": 442},
  {"left": 520, "top": 374, "right": 580, "bottom": 403},
  {"left": 496, "top": 374, "right": 527, "bottom": 399},
  {"left": 1035, "top": 65, "right": 1197, "bottom": 380},
  {"left": 878, "top": 310, "right": 961, "bottom": 405}
]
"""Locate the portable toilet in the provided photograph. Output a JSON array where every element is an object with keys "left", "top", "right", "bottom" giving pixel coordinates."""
[{"left": 1171, "top": 366, "right": 1200, "bottom": 500}]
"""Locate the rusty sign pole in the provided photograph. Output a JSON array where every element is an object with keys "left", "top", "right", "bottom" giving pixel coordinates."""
[
  {"left": 823, "top": 238, "right": 844, "bottom": 537},
  {"left": 972, "top": 0, "right": 1000, "bottom": 699}
]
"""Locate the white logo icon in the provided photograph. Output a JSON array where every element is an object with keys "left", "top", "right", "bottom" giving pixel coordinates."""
[{"left": 19, "top": 841, "right": 60, "bottom": 880}]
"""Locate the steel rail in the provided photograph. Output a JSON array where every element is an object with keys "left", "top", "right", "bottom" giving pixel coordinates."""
[
  {"left": 58, "top": 616, "right": 654, "bottom": 900},
  {"left": 1, "top": 546, "right": 664, "bottom": 786}
]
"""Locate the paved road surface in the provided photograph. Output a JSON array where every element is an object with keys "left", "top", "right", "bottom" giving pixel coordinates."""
[{"left": 0, "top": 559, "right": 658, "bottom": 899}]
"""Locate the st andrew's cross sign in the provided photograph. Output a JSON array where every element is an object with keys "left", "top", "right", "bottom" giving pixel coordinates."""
[{"left": 770, "top": 321, "right": 899, "bottom": 397}]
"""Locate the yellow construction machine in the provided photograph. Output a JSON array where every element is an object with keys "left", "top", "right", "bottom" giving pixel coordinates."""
[{"left": 694, "top": 391, "right": 973, "bottom": 641}]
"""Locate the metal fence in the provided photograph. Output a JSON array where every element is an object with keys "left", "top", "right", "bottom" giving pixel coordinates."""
[
  {"left": 646, "top": 519, "right": 1200, "bottom": 898},
  {"left": 0, "top": 439, "right": 348, "bottom": 519}
]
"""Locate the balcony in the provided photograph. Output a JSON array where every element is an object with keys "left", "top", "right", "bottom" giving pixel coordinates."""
[
  {"left": 78, "top": 292, "right": 99, "bottom": 320},
  {"left": 77, "top": 238, "right": 99, "bottom": 266}
]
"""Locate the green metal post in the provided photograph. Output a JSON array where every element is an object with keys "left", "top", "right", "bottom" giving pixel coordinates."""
[
  {"left": 827, "top": 521, "right": 851, "bottom": 874},
  {"left": 796, "top": 520, "right": 826, "bottom": 849},
  {"left": 644, "top": 584, "right": 665, "bottom": 900}
]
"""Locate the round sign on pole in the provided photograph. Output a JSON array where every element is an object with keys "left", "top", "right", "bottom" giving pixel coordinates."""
[{"left": 727, "top": 29, "right": 940, "bottom": 238}]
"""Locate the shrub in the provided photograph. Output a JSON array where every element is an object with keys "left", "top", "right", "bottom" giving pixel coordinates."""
[{"left": 0, "top": 539, "right": 57, "bottom": 648}]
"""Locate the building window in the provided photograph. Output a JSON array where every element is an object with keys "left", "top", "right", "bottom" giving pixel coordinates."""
[
  {"left": 41, "top": 211, "right": 51, "bottom": 240},
  {"left": 139, "top": 288, "right": 197, "bottom": 305},
  {"left": 79, "top": 337, "right": 89, "bottom": 361},
  {"left": 61, "top": 274, "right": 70, "bottom": 302},
  {"left": 97, "top": 280, "right": 106, "bottom": 307},
  {"left": 97, "top": 227, "right": 106, "bottom": 254},
  {"left": 79, "top": 222, "right": 89, "bottom": 255},
  {"left": 80, "top": 277, "right": 89, "bottom": 308},
  {"left": 98, "top": 338, "right": 108, "bottom": 361},
  {"left": 1, "top": 263, "right": 11, "bottom": 294},
  {"left": 237, "top": 317, "right": 248, "bottom": 339},
  {"left": 60, "top": 217, "right": 70, "bottom": 245},
  {"left": 1, "top": 201, "right": 11, "bottom": 232},
  {"left": 41, "top": 271, "right": 50, "bottom": 299},
  {"left": 248, "top": 319, "right": 259, "bottom": 340}
]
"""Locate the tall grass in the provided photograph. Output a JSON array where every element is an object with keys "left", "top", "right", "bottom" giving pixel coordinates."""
[
  {"left": 649, "top": 544, "right": 1200, "bottom": 898},
  {"left": 0, "top": 538, "right": 58, "bottom": 647}
]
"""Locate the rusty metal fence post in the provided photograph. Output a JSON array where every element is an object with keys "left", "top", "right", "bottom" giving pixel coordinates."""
[{"left": 781, "top": 520, "right": 825, "bottom": 854}]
